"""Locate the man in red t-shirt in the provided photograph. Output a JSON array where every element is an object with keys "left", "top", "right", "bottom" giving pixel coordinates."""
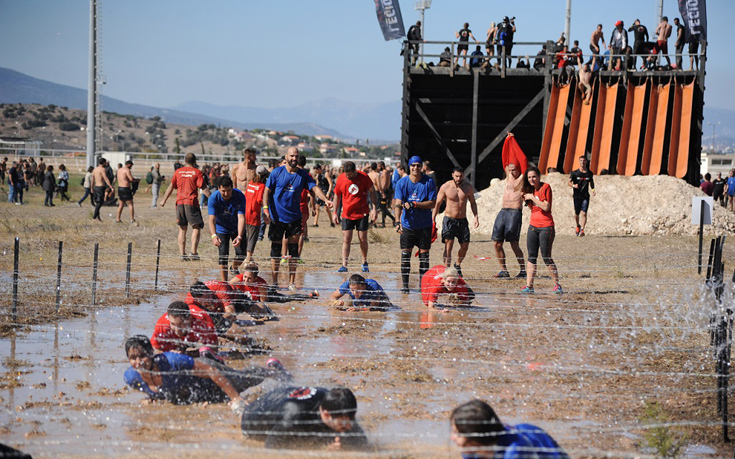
[
  {"left": 420, "top": 265, "right": 475, "bottom": 310},
  {"left": 245, "top": 166, "right": 268, "bottom": 263},
  {"left": 332, "top": 161, "right": 377, "bottom": 273},
  {"left": 150, "top": 301, "right": 218, "bottom": 355},
  {"left": 186, "top": 281, "right": 252, "bottom": 346},
  {"left": 159, "top": 153, "right": 211, "bottom": 261}
]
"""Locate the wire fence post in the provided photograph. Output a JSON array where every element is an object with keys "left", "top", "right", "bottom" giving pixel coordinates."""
[
  {"left": 91, "top": 242, "right": 99, "bottom": 308},
  {"left": 154, "top": 239, "right": 161, "bottom": 292},
  {"left": 12, "top": 237, "right": 19, "bottom": 324},
  {"left": 125, "top": 242, "right": 132, "bottom": 298},
  {"left": 55, "top": 241, "right": 63, "bottom": 313}
]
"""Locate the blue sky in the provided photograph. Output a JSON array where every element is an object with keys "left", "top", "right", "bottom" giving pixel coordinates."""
[{"left": 1, "top": 0, "right": 733, "bottom": 111}]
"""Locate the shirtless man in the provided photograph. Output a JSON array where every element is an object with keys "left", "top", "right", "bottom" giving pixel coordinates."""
[
  {"left": 116, "top": 160, "right": 137, "bottom": 224},
  {"left": 432, "top": 167, "right": 479, "bottom": 275},
  {"left": 590, "top": 24, "right": 606, "bottom": 68},
  {"left": 231, "top": 148, "right": 258, "bottom": 190},
  {"left": 654, "top": 17, "right": 672, "bottom": 66},
  {"left": 367, "top": 163, "right": 381, "bottom": 227},
  {"left": 90, "top": 157, "right": 114, "bottom": 222},
  {"left": 490, "top": 162, "right": 526, "bottom": 278},
  {"left": 577, "top": 63, "right": 593, "bottom": 105},
  {"left": 377, "top": 161, "right": 395, "bottom": 227}
]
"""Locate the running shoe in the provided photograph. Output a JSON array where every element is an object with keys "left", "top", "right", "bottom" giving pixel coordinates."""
[
  {"left": 180, "top": 254, "right": 189, "bottom": 261},
  {"left": 400, "top": 286, "right": 410, "bottom": 294},
  {"left": 362, "top": 262, "right": 369, "bottom": 273},
  {"left": 188, "top": 253, "right": 200, "bottom": 261},
  {"left": 520, "top": 286, "right": 534, "bottom": 294},
  {"left": 494, "top": 271, "right": 510, "bottom": 279},
  {"left": 575, "top": 225, "right": 581, "bottom": 236},
  {"left": 310, "top": 289, "right": 319, "bottom": 299},
  {"left": 515, "top": 271, "right": 527, "bottom": 279},
  {"left": 453, "top": 263, "right": 463, "bottom": 277},
  {"left": 76, "top": 202, "right": 82, "bottom": 207},
  {"left": 337, "top": 266, "right": 348, "bottom": 273},
  {"left": 288, "top": 284, "right": 296, "bottom": 291},
  {"left": 553, "top": 283, "right": 563, "bottom": 294},
  {"left": 579, "top": 230, "right": 585, "bottom": 237}
]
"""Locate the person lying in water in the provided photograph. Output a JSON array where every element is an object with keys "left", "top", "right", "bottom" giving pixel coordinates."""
[
  {"left": 330, "top": 274, "right": 392, "bottom": 311},
  {"left": 150, "top": 301, "right": 219, "bottom": 356},
  {"left": 241, "top": 385, "right": 369, "bottom": 451},
  {"left": 421, "top": 265, "right": 475, "bottom": 310},
  {"left": 123, "top": 335, "right": 290, "bottom": 411}
]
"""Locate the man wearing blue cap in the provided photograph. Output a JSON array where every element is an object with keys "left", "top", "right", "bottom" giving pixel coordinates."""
[{"left": 394, "top": 155, "right": 437, "bottom": 294}]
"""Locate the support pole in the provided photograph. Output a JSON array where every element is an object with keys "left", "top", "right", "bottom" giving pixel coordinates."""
[
  {"left": 55, "top": 241, "right": 63, "bottom": 313},
  {"left": 698, "top": 204, "right": 704, "bottom": 274},
  {"left": 125, "top": 242, "right": 132, "bottom": 298},
  {"left": 565, "top": 0, "right": 571, "bottom": 51},
  {"left": 85, "top": 0, "right": 97, "bottom": 170},
  {"left": 12, "top": 237, "right": 19, "bottom": 324},
  {"left": 154, "top": 239, "right": 161, "bottom": 292},
  {"left": 91, "top": 242, "right": 99, "bottom": 308}
]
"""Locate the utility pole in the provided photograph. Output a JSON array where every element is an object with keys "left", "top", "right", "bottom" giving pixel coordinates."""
[
  {"left": 85, "top": 0, "right": 97, "bottom": 170},
  {"left": 565, "top": 0, "right": 571, "bottom": 48},
  {"left": 414, "top": 0, "right": 431, "bottom": 65},
  {"left": 655, "top": 0, "right": 663, "bottom": 27}
]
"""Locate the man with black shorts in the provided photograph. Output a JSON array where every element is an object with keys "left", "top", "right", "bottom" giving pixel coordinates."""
[
  {"left": 208, "top": 175, "right": 246, "bottom": 281},
  {"left": 492, "top": 162, "right": 526, "bottom": 278},
  {"left": 332, "top": 161, "right": 377, "bottom": 273},
  {"left": 455, "top": 22, "right": 479, "bottom": 68},
  {"left": 262, "top": 147, "right": 333, "bottom": 290},
  {"left": 569, "top": 156, "right": 596, "bottom": 237},
  {"left": 394, "top": 155, "right": 437, "bottom": 294},
  {"left": 115, "top": 160, "right": 137, "bottom": 225},
  {"left": 241, "top": 386, "right": 369, "bottom": 451},
  {"left": 160, "top": 153, "right": 210, "bottom": 260},
  {"left": 312, "top": 163, "right": 333, "bottom": 227},
  {"left": 90, "top": 157, "right": 114, "bottom": 221},
  {"left": 432, "top": 167, "right": 478, "bottom": 276}
]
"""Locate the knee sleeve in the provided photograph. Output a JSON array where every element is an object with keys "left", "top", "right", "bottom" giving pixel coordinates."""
[
  {"left": 270, "top": 242, "right": 281, "bottom": 259},
  {"left": 418, "top": 251, "right": 430, "bottom": 277},
  {"left": 287, "top": 243, "right": 299, "bottom": 259},
  {"left": 400, "top": 250, "right": 411, "bottom": 270}
]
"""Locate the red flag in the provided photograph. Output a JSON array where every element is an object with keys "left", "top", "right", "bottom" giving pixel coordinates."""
[{"left": 501, "top": 133, "right": 528, "bottom": 173}]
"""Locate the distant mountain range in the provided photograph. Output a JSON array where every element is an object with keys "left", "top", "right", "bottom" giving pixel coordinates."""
[{"left": 0, "top": 67, "right": 401, "bottom": 142}]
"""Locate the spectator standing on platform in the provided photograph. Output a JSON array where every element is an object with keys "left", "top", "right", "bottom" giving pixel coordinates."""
[
  {"left": 689, "top": 28, "right": 701, "bottom": 70},
  {"left": 262, "top": 147, "right": 333, "bottom": 290},
  {"left": 439, "top": 47, "right": 452, "bottom": 67},
  {"left": 522, "top": 166, "right": 561, "bottom": 294},
  {"left": 569, "top": 40, "right": 583, "bottom": 66},
  {"left": 208, "top": 175, "right": 247, "bottom": 281},
  {"left": 42, "top": 165, "right": 56, "bottom": 207},
  {"left": 407, "top": 20, "right": 423, "bottom": 65},
  {"left": 432, "top": 167, "right": 479, "bottom": 275},
  {"left": 485, "top": 22, "right": 497, "bottom": 60},
  {"left": 628, "top": 19, "right": 649, "bottom": 69},
  {"left": 160, "top": 153, "right": 209, "bottom": 260},
  {"left": 569, "top": 157, "right": 596, "bottom": 236},
  {"left": 674, "top": 18, "right": 686, "bottom": 69},
  {"left": 609, "top": 21, "right": 628, "bottom": 70},
  {"left": 590, "top": 24, "right": 606, "bottom": 68},
  {"left": 496, "top": 16, "right": 516, "bottom": 68},
  {"left": 394, "top": 155, "right": 437, "bottom": 294},
  {"left": 91, "top": 157, "right": 114, "bottom": 221},
  {"left": 455, "top": 23, "right": 479, "bottom": 68},
  {"left": 77, "top": 166, "right": 94, "bottom": 207},
  {"left": 654, "top": 17, "right": 672, "bottom": 67},
  {"left": 333, "top": 161, "right": 377, "bottom": 273}
]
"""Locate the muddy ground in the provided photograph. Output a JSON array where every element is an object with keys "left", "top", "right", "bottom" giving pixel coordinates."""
[{"left": 1, "top": 182, "right": 734, "bottom": 458}]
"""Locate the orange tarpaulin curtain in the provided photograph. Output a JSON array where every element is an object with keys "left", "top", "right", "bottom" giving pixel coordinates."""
[
  {"left": 668, "top": 80, "right": 695, "bottom": 179},
  {"left": 590, "top": 82, "right": 618, "bottom": 174},
  {"left": 616, "top": 79, "right": 647, "bottom": 176},
  {"left": 538, "top": 83, "right": 570, "bottom": 174},
  {"left": 641, "top": 82, "right": 670, "bottom": 175},
  {"left": 564, "top": 79, "right": 595, "bottom": 173}
]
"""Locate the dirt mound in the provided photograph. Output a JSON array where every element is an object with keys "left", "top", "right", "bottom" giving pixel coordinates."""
[{"left": 463, "top": 173, "right": 735, "bottom": 237}]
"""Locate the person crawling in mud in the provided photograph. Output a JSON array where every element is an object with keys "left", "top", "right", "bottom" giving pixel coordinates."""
[
  {"left": 229, "top": 262, "right": 318, "bottom": 317},
  {"left": 330, "top": 274, "right": 392, "bottom": 311},
  {"left": 421, "top": 265, "right": 475, "bottom": 310},
  {"left": 150, "top": 301, "right": 219, "bottom": 356},
  {"left": 186, "top": 281, "right": 253, "bottom": 346},
  {"left": 450, "top": 399, "right": 569, "bottom": 458},
  {"left": 241, "top": 386, "right": 369, "bottom": 451},
  {"left": 123, "top": 335, "right": 290, "bottom": 411}
]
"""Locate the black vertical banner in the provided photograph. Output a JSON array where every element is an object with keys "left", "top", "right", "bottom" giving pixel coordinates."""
[
  {"left": 374, "top": 0, "right": 405, "bottom": 41},
  {"left": 678, "top": 0, "right": 707, "bottom": 41}
]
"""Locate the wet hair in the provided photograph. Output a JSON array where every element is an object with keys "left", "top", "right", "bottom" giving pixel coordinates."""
[
  {"left": 244, "top": 148, "right": 257, "bottom": 158},
  {"left": 321, "top": 387, "right": 358, "bottom": 419},
  {"left": 185, "top": 152, "right": 197, "bottom": 165},
  {"left": 241, "top": 262, "right": 259, "bottom": 276},
  {"left": 167, "top": 301, "right": 191, "bottom": 319},
  {"left": 662, "top": 16, "right": 668, "bottom": 22},
  {"left": 217, "top": 175, "right": 234, "bottom": 189},
  {"left": 343, "top": 161, "right": 356, "bottom": 173},
  {"left": 125, "top": 335, "right": 154, "bottom": 359},
  {"left": 348, "top": 274, "right": 367, "bottom": 287},
  {"left": 523, "top": 165, "right": 541, "bottom": 193},
  {"left": 442, "top": 266, "right": 460, "bottom": 279},
  {"left": 453, "top": 166, "right": 464, "bottom": 174},
  {"left": 124, "top": 160, "right": 133, "bottom": 167},
  {"left": 268, "top": 159, "right": 279, "bottom": 169},
  {"left": 451, "top": 400, "right": 504, "bottom": 446},
  {"left": 98, "top": 157, "right": 106, "bottom": 165},
  {"left": 705, "top": 173, "right": 711, "bottom": 181},
  {"left": 189, "top": 282, "right": 211, "bottom": 299},
  {"left": 298, "top": 155, "right": 307, "bottom": 167},
  {"left": 370, "top": 162, "right": 378, "bottom": 171}
]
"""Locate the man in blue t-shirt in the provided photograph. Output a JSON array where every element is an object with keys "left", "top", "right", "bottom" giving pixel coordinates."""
[
  {"left": 263, "top": 147, "right": 333, "bottom": 288},
  {"left": 450, "top": 400, "right": 569, "bottom": 459},
  {"left": 208, "top": 175, "right": 246, "bottom": 281},
  {"left": 330, "top": 274, "right": 391, "bottom": 311},
  {"left": 726, "top": 169, "right": 735, "bottom": 212},
  {"left": 394, "top": 155, "right": 437, "bottom": 294}
]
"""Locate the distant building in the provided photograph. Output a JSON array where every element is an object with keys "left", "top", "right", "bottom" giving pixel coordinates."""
[
  {"left": 319, "top": 143, "right": 339, "bottom": 155},
  {"left": 314, "top": 135, "right": 334, "bottom": 143},
  {"left": 700, "top": 151, "right": 735, "bottom": 176}
]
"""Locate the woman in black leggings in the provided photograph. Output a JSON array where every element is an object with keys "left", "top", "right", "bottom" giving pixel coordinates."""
[{"left": 521, "top": 166, "right": 561, "bottom": 294}]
